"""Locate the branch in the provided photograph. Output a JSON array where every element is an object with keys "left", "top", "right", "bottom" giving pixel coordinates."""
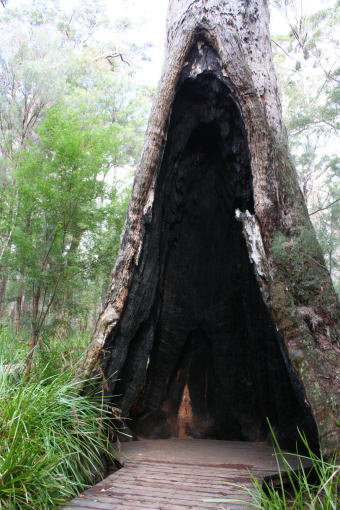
[
  {"left": 317, "top": 59, "right": 340, "bottom": 85},
  {"left": 40, "top": 226, "right": 59, "bottom": 270},
  {"left": 309, "top": 198, "right": 340, "bottom": 216},
  {"left": 108, "top": 53, "right": 130, "bottom": 66},
  {"left": 271, "top": 38, "right": 298, "bottom": 63},
  {"left": 291, "top": 118, "right": 337, "bottom": 136},
  {"left": 94, "top": 52, "right": 130, "bottom": 66},
  {"left": 37, "top": 279, "right": 60, "bottom": 332}
]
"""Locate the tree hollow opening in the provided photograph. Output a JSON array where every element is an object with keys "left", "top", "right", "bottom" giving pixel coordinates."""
[{"left": 109, "top": 71, "right": 317, "bottom": 449}]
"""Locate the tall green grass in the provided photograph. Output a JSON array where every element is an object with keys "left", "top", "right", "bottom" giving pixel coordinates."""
[
  {"left": 206, "top": 427, "right": 339, "bottom": 509},
  {"left": 0, "top": 325, "right": 28, "bottom": 365},
  {"left": 0, "top": 324, "right": 89, "bottom": 367},
  {"left": 0, "top": 327, "right": 120, "bottom": 509}
]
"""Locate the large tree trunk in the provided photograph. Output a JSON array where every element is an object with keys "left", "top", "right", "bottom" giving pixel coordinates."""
[{"left": 79, "top": 0, "right": 339, "bottom": 454}]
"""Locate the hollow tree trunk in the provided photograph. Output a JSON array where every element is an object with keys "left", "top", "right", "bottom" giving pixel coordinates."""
[{"left": 79, "top": 0, "right": 339, "bottom": 454}]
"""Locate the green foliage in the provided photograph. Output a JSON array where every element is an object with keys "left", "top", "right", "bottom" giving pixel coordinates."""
[
  {"left": 0, "top": 328, "right": 120, "bottom": 507},
  {"left": 0, "top": 373, "right": 117, "bottom": 509},
  {"left": 33, "top": 331, "right": 91, "bottom": 379},
  {"left": 0, "top": 324, "right": 27, "bottom": 365},
  {"left": 0, "top": 322, "right": 89, "bottom": 376},
  {"left": 309, "top": 162, "right": 340, "bottom": 293},
  {"left": 2, "top": 104, "right": 129, "bottom": 346},
  {"left": 0, "top": 0, "right": 150, "bottom": 341},
  {"left": 205, "top": 426, "right": 339, "bottom": 509},
  {"left": 271, "top": 0, "right": 340, "bottom": 288},
  {"left": 0, "top": 0, "right": 150, "bottom": 157}
]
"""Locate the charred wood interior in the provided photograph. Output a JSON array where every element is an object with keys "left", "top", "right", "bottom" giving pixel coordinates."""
[{"left": 103, "top": 46, "right": 318, "bottom": 450}]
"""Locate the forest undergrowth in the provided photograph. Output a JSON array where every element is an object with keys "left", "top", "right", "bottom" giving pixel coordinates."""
[{"left": 0, "top": 327, "right": 120, "bottom": 510}]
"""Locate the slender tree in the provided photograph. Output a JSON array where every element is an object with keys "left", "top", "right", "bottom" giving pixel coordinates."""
[
  {"left": 0, "top": 0, "right": 150, "bottom": 331},
  {"left": 80, "top": 0, "right": 339, "bottom": 454}
]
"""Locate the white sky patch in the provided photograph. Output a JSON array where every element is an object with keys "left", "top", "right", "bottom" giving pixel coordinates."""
[
  {"left": 6, "top": 0, "right": 332, "bottom": 88},
  {"left": 107, "top": 164, "right": 135, "bottom": 192}
]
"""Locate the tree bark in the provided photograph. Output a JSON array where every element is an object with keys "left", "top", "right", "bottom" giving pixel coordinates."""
[
  {"left": 0, "top": 272, "right": 8, "bottom": 319},
  {"left": 24, "top": 286, "right": 41, "bottom": 378},
  {"left": 79, "top": 0, "right": 339, "bottom": 454},
  {"left": 14, "top": 284, "right": 24, "bottom": 333}
]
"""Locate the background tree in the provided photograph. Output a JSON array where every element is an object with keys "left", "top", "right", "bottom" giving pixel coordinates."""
[
  {"left": 271, "top": 0, "right": 339, "bottom": 288},
  {"left": 7, "top": 106, "right": 121, "bottom": 372},
  {"left": 0, "top": 0, "right": 151, "bottom": 352}
]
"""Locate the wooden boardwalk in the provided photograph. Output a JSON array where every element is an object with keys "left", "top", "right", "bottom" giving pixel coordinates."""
[{"left": 64, "top": 439, "right": 300, "bottom": 510}]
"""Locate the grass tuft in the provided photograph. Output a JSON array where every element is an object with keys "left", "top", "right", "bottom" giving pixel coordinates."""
[
  {"left": 0, "top": 328, "right": 119, "bottom": 509},
  {"left": 205, "top": 425, "right": 339, "bottom": 509}
]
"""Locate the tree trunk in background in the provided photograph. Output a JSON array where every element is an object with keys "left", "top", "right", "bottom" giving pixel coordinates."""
[
  {"left": 79, "top": 0, "right": 339, "bottom": 454},
  {"left": 0, "top": 273, "right": 8, "bottom": 319},
  {"left": 15, "top": 287, "right": 24, "bottom": 333},
  {"left": 24, "top": 287, "right": 41, "bottom": 378}
]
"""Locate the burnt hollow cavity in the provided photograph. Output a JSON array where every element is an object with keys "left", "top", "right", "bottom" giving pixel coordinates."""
[{"left": 104, "top": 70, "right": 317, "bottom": 449}]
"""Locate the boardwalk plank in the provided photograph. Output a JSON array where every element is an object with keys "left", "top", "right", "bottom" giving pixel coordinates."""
[
  {"left": 93, "top": 477, "right": 252, "bottom": 493},
  {"left": 64, "top": 439, "right": 303, "bottom": 509}
]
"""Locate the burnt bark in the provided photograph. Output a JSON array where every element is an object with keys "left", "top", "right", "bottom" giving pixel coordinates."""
[{"left": 79, "top": 0, "right": 339, "bottom": 454}]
